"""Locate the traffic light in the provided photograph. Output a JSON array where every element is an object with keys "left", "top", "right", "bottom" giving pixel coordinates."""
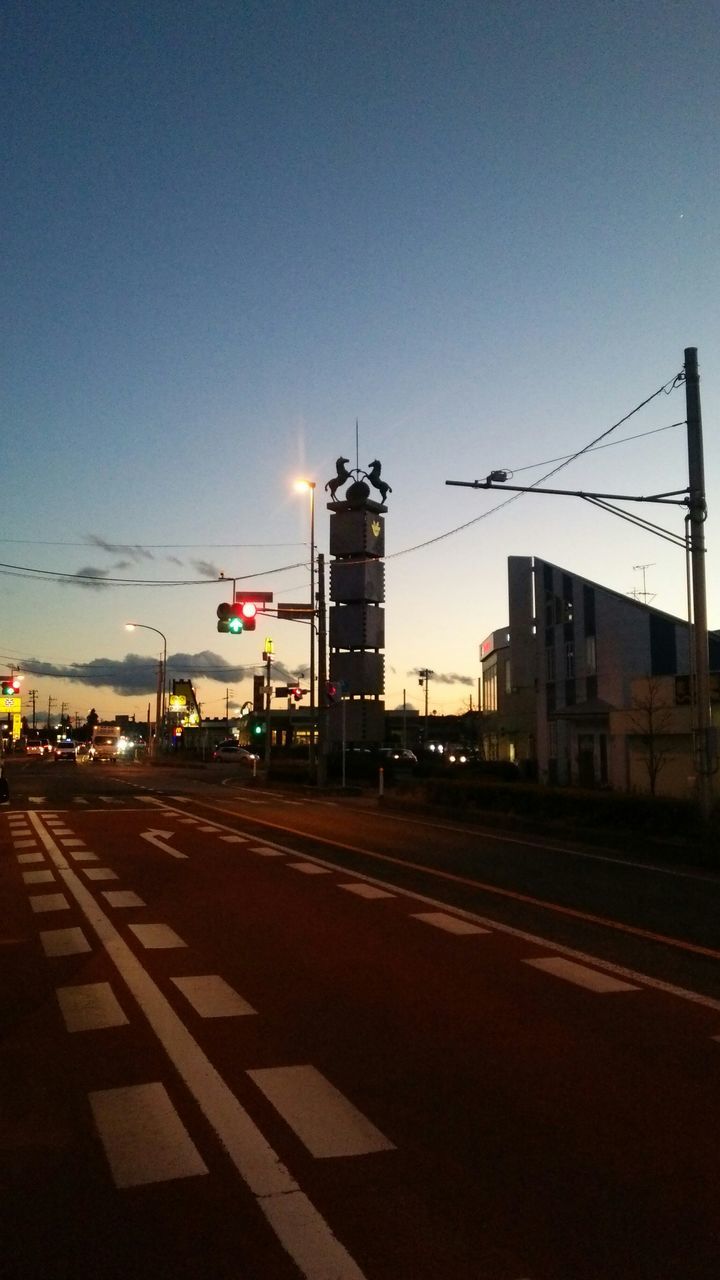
[
  {"left": 217, "top": 602, "right": 255, "bottom": 634},
  {"left": 292, "top": 686, "right": 303, "bottom": 702},
  {"left": 326, "top": 682, "right": 338, "bottom": 704},
  {"left": 1, "top": 678, "right": 18, "bottom": 696}
]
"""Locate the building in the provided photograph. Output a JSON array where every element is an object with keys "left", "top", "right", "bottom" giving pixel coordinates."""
[{"left": 480, "top": 556, "right": 719, "bottom": 792}]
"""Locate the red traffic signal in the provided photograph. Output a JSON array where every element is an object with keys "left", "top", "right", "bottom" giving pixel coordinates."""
[
  {"left": 1, "top": 677, "right": 19, "bottom": 697},
  {"left": 325, "top": 682, "right": 338, "bottom": 704},
  {"left": 238, "top": 601, "right": 257, "bottom": 631}
]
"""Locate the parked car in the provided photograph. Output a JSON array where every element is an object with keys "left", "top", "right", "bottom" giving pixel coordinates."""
[
  {"left": 54, "top": 740, "right": 77, "bottom": 762},
  {"left": 212, "top": 741, "right": 259, "bottom": 764},
  {"left": 379, "top": 747, "right": 418, "bottom": 764}
]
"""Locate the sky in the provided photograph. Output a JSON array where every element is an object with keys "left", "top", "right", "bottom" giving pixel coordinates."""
[{"left": 2, "top": 0, "right": 719, "bottom": 727}]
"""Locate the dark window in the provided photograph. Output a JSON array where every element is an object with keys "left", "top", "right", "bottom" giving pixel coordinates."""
[
  {"left": 586, "top": 675, "right": 598, "bottom": 700},
  {"left": 565, "top": 679, "right": 576, "bottom": 706},
  {"left": 543, "top": 562, "right": 554, "bottom": 591},
  {"left": 650, "top": 615, "right": 677, "bottom": 676},
  {"left": 583, "top": 585, "right": 596, "bottom": 636},
  {"left": 546, "top": 682, "right": 556, "bottom": 713}
]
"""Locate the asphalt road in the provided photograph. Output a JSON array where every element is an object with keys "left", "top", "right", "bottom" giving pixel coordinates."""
[{"left": 2, "top": 756, "right": 719, "bottom": 1279}]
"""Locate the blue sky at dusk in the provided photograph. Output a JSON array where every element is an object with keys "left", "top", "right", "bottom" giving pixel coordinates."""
[{"left": 2, "top": 0, "right": 719, "bottom": 724}]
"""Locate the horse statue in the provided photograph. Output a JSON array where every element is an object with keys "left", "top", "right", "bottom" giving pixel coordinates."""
[
  {"left": 367, "top": 459, "right": 392, "bottom": 504},
  {"left": 325, "top": 457, "right": 352, "bottom": 500}
]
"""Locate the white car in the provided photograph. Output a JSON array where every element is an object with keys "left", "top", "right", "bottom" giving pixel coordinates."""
[
  {"left": 212, "top": 741, "right": 258, "bottom": 764},
  {"left": 54, "top": 740, "right": 77, "bottom": 762}
]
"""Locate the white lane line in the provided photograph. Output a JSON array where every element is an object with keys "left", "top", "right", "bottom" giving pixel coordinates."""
[
  {"left": 140, "top": 796, "right": 166, "bottom": 804},
  {"left": 168, "top": 796, "right": 189, "bottom": 802},
  {"left": 523, "top": 956, "right": 640, "bottom": 993},
  {"left": 99, "top": 796, "right": 124, "bottom": 804},
  {"left": 89, "top": 1082, "right": 208, "bottom": 1188},
  {"left": 288, "top": 862, "right": 332, "bottom": 876},
  {"left": 56, "top": 982, "right": 128, "bottom": 1032},
  {"left": 17, "top": 852, "right": 45, "bottom": 864},
  {"left": 196, "top": 825, "right": 220, "bottom": 833},
  {"left": 248, "top": 1065, "right": 395, "bottom": 1159},
  {"left": 83, "top": 867, "right": 119, "bottom": 882},
  {"left": 339, "top": 883, "right": 395, "bottom": 900},
  {"left": 68, "top": 850, "right": 99, "bottom": 862},
  {"left": 412, "top": 911, "right": 491, "bottom": 937},
  {"left": 28, "top": 796, "right": 46, "bottom": 803},
  {"left": 73, "top": 797, "right": 89, "bottom": 804},
  {"left": 29, "top": 812, "right": 367, "bottom": 1280},
  {"left": 171, "top": 975, "right": 257, "bottom": 1018},
  {"left": 102, "top": 890, "right": 146, "bottom": 908},
  {"left": 250, "top": 845, "right": 286, "bottom": 857},
  {"left": 29, "top": 893, "right": 70, "bottom": 913},
  {"left": 128, "top": 923, "right": 187, "bottom": 950},
  {"left": 40, "top": 927, "right": 91, "bottom": 957},
  {"left": 60, "top": 838, "right": 85, "bottom": 848},
  {"left": 13, "top": 838, "right": 38, "bottom": 849},
  {"left": 220, "top": 834, "right": 247, "bottom": 843},
  {"left": 177, "top": 817, "right": 200, "bottom": 824},
  {"left": 22, "top": 870, "right": 55, "bottom": 885}
]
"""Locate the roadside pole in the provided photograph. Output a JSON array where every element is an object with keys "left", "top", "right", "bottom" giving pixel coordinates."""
[
  {"left": 316, "top": 553, "right": 328, "bottom": 786},
  {"left": 263, "top": 646, "right": 272, "bottom": 769},
  {"left": 684, "top": 347, "right": 714, "bottom": 817}
]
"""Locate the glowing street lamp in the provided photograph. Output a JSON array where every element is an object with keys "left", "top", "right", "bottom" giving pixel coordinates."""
[{"left": 125, "top": 622, "right": 168, "bottom": 753}]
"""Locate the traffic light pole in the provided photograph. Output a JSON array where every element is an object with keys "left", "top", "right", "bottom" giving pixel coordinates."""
[
  {"left": 317, "top": 553, "right": 328, "bottom": 786},
  {"left": 264, "top": 649, "right": 272, "bottom": 769}
]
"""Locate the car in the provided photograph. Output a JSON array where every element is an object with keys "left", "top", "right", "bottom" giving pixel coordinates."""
[
  {"left": 54, "top": 740, "right": 77, "bottom": 762},
  {"left": 212, "top": 741, "right": 259, "bottom": 764},
  {"left": 26, "top": 740, "right": 46, "bottom": 756},
  {"left": 379, "top": 747, "right": 418, "bottom": 764}
]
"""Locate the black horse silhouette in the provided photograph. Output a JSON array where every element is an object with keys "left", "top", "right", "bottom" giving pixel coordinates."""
[
  {"left": 325, "top": 457, "right": 351, "bottom": 500},
  {"left": 367, "top": 460, "right": 392, "bottom": 503}
]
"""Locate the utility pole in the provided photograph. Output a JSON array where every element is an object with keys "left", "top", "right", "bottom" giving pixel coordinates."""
[
  {"left": 316, "top": 553, "right": 328, "bottom": 786},
  {"left": 29, "top": 689, "right": 38, "bottom": 730},
  {"left": 684, "top": 347, "right": 714, "bottom": 818},
  {"left": 47, "top": 696, "right": 55, "bottom": 730},
  {"left": 262, "top": 643, "right": 273, "bottom": 769},
  {"left": 418, "top": 669, "right": 434, "bottom": 742}
]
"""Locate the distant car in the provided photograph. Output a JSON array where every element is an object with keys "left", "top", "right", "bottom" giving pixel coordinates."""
[
  {"left": 54, "top": 740, "right": 77, "bottom": 762},
  {"left": 379, "top": 748, "right": 418, "bottom": 764},
  {"left": 26, "top": 741, "right": 46, "bottom": 756},
  {"left": 212, "top": 741, "right": 259, "bottom": 764}
]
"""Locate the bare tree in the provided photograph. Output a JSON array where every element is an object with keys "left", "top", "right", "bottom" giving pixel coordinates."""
[{"left": 628, "top": 677, "right": 673, "bottom": 796}]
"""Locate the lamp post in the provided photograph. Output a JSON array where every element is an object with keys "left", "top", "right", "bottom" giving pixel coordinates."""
[
  {"left": 294, "top": 480, "right": 316, "bottom": 771},
  {"left": 125, "top": 623, "right": 168, "bottom": 755}
]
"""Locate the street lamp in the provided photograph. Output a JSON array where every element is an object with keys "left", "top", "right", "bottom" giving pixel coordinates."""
[
  {"left": 125, "top": 622, "right": 168, "bottom": 754},
  {"left": 294, "top": 480, "right": 316, "bottom": 768}
]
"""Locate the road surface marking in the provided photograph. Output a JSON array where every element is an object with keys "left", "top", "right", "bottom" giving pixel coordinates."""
[
  {"left": 29, "top": 893, "right": 70, "bottom": 913},
  {"left": 128, "top": 923, "right": 187, "bottom": 950},
  {"left": 141, "top": 830, "right": 188, "bottom": 859},
  {"left": 99, "top": 796, "right": 124, "bottom": 804},
  {"left": 250, "top": 845, "right": 286, "bottom": 857},
  {"left": 140, "top": 796, "right": 167, "bottom": 803},
  {"left": 56, "top": 982, "right": 128, "bottom": 1032},
  {"left": 248, "top": 1065, "right": 395, "bottom": 1159},
  {"left": 177, "top": 817, "right": 200, "bottom": 823},
  {"left": 73, "top": 797, "right": 89, "bottom": 804},
  {"left": 171, "top": 975, "right": 257, "bottom": 1018},
  {"left": 28, "top": 796, "right": 46, "bottom": 803},
  {"left": 412, "top": 911, "right": 491, "bottom": 936},
  {"left": 17, "top": 852, "right": 45, "bottom": 864},
  {"left": 40, "top": 927, "right": 91, "bottom": 957},
  {"left": 288, "top": 862, "right": 332, "bottom": 875},
  {"left": 220, "top": 834, "right": 247, "bottom": 843},
  {"left": 523, "top": 956, "right": 639, "bottom": 993},
  {"left": 197, "top": 824, "right": 220, "bottom": 832},
  {"left": 29, "top": 812, "right": 369, "bottom": 1280},
  {"left": 13, "top": 838, "right": 38, "bottom": 849},
  {"left": 68, "top": 850, "right": 99, "bottom": 862},
  {"left": 22, "top": 869, "right": 55, "bottom": 884},
  {"left": 83, "top": 867, "right": 119, "bottom": 882},
  {"left": 339, "top": 883, "right": 396, "bottom": 900},
  {"left": 60, "top": 838, "right": 85, "bottom": 847},
  {"left": 89, "top": 1082, "right": 208, "bottom": 1188},
  {"left": 103, "top": 890, "right": 146, "bottom": 908}
]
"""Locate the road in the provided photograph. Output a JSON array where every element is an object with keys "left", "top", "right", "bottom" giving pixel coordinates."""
[{"left": 2, "top": 756, "right": 719, "bottom": 1279}]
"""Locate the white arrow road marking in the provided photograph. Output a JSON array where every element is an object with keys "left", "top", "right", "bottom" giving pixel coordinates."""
[
  {"left": 29, "top": 796, "right": 46, "bottom": 803},
  {"left": 141, "top": 830, "right": 188, "bottom": 860}
]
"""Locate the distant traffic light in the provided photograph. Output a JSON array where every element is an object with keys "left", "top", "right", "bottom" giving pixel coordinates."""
[
  {"left": 1, "top": 678, "right": 18, "bottom": 697},
  {"left": 326, "top": 682, "right": 338, "bottom": 704}
]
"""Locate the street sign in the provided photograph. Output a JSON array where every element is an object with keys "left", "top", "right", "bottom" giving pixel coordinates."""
[
  {"left": 275, "top": 687, "right": 290, "bottom": 697},
  {"left": 277, "top": 603, "right": 314, "bottom": 618},
  {"left": 235, "top": 590, "right": 274, "bottom": 603}
]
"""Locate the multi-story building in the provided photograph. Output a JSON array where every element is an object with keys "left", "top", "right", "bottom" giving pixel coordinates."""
[{"left": 480, "top": 556, "right": 719, "bottom": 791}]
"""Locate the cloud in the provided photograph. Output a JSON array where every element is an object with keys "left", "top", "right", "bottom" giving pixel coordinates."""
[
  {"left": 17, "top": 650, "right": 299, "bottom": 697},
  {"left": 409, "top": 669, "right": 474, "bottom": 686},
  {"left": 86, "top": 535, "right": 154, "bottom": 562},
  {"left": 190, "top": 559, "right": 222, "bottom": 578},
  {"left": 62, "top": 566, "right": 112, "bottom": 590}
]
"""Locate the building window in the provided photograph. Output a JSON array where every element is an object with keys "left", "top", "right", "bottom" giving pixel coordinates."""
[
  {"left": 505, "top": 659, "right": 512, "bottom": 694},
  {"left": 565, "top": 641, "right": 575, "bottom": 677},
  {"left": 483, "top": 666, "right": 498, "bottom": 712},
  {"left": 546, "top": 646, "right": 555, "bottom": 680},
  {"left": 585, "top": 634, "right": 597, "bottom": 675}
]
